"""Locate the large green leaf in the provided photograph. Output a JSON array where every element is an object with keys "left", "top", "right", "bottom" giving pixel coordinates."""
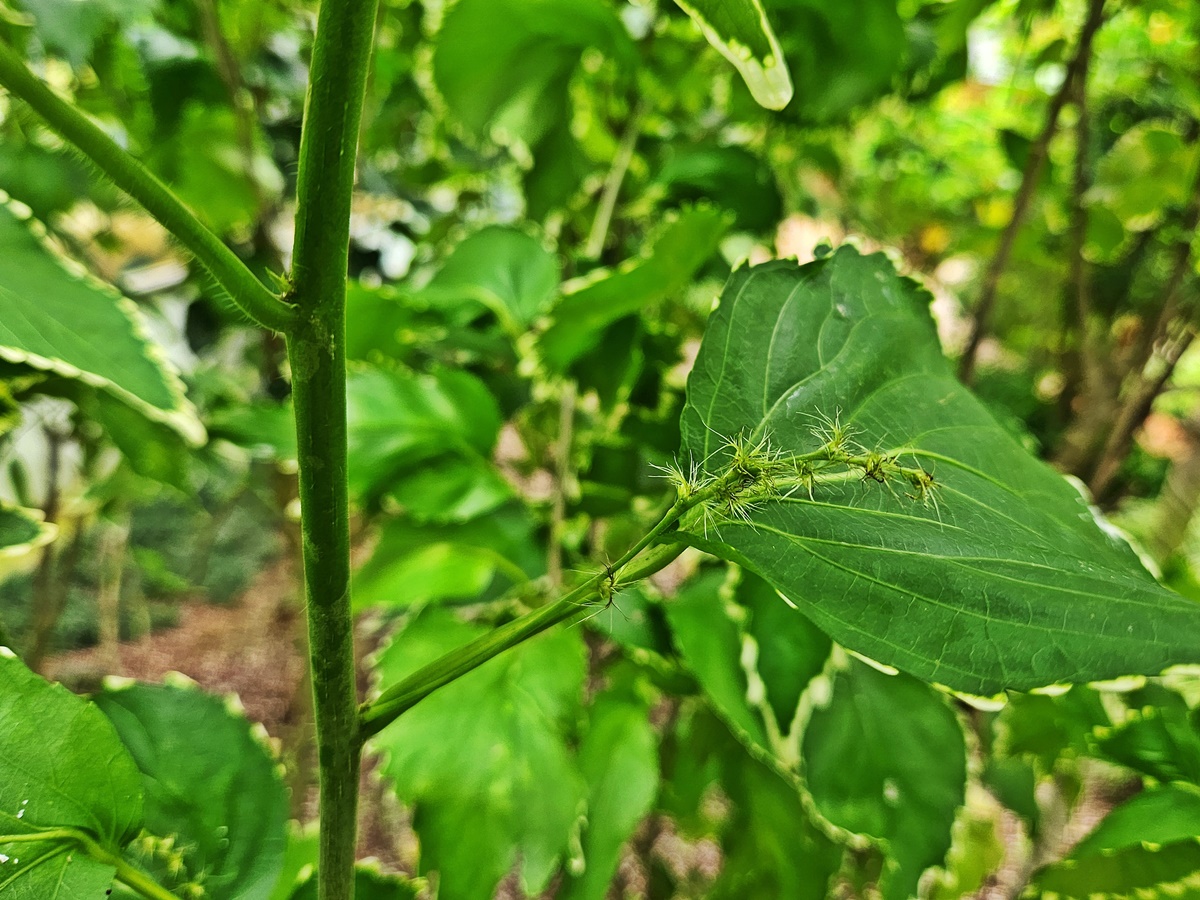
[
  {"left": 679, "top": 246, "right": 1200, "bottom": 694},
  {"left": 0, "top": 649, "right": 144, "bottom": 897},
  {"left": 370, "top": 611, "right": 586, "bottom": 900},
  {"left": 95, "top": 679, "right": 289, "bottom": 900},
  {"left": 538, "top": 207, "right": 729, "bottom": 372},
  {"left": 1033, "top": 785, "right": 1200, "bottom": 898},
  {"left": 0, "top": 503, "right": 55, "bottom": 557},
  {"left": 559, "top": 682, "right": 659, "bottom": 900},
  {"left": 0, "top": 199, "right": 202, "bottom": 441},
  {"left": 672, "top": 0, "right": 792, "bottom": 109},
  {"left": 804, "top": 660, "right": 966, "bottom": 899}
]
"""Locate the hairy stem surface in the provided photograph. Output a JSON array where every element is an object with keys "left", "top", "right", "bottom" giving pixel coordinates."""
[
  {"left": 0, "top": 39, "right": 292, "bottom": 332},
  {"left": 287, "top": 0, "right": 380, "bottom": 898}
]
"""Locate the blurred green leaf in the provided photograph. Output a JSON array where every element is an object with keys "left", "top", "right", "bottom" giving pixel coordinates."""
[
  {"left": 804, "top": 660, "right": 966, "bottom": 899},
  {"left": 0, "top": 201, "right": 202, "bottom": 441},
  {"left": 353, "top": 504, "right": 540, "bottom": 611},
  {"left": 371, "top": 611, "right": 586, "bottom": 900},
  {"left": 1087, "top": 123, "right": 1200, "bottom": 232},
  {"left": 737, "top": 571, "right": 831, "bottom": 736},
  {"left": 1034, "top": 785, "right": 1200, "bottom": 898},
  {"left": 0, "top": 502, "right": 54, "bottom": 556},
  {"left": 0, "top": 649, "right": 143, "bottom": 897},
  {"left": 96, "top": 680, "right": 289, "bottom": 900},
  {"left": 347, "top": 364, "right": 502, "bottom": 505},
  {"left": 559, "top": 683, "right": 659, "bottom": 900},
  {"left": 1093, "top": 685, "right": 1200, "bottom": 786},
  {"left": 671, "top": 0, "right": 793, "bottom": 110},
  {"left": 420, "top": 225, "right": 560, "bottom": 334},
  {"left": 679, "top": 247, "right": 1200, "bottom": 694},
  {"left": 538, "top": 207, "right": 729, "bottom": 371},
  {"left": 21, "top": 0, "right": 159, "bottom": 66},
  {"left": 656, "top": 145, "right": 783, "bottom": 233}
]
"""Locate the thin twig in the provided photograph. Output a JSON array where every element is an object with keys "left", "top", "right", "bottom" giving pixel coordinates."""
[{"left": 959, "top": 0, "right": 1106, "bottom": 383}]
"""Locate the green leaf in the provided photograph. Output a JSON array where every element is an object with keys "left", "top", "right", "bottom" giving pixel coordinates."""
[
  {"left": 0, "top": 502, "right": 55, "bottom": 557},
  {"left": 765, "top": 0, "right": 905, "bottom": 123},
  {"left": 671, "top": 0, "right": 793, "bottom": 110},
  {"left": 347, "top": 364, "right": 502, "bottom": 505},
  {"left": 560, "top": 684, "right": 659, "bottom": 900},
  {"left": 288, "top": 864, "right": 422, "bottom": 900},
  {"left": 665, "top": 568, "right": 771, "bottom": 753},
  {"left": 712, "top": 745, "right": 841, "bottom": 900},
  {"left": 20, "top": 0, "right": 159, "bottom": 66},
  {"left": 538, "top": 207, "right": 729, "bottom": 372},
  {"left": 0, "top": 649, "right": 144, "bottom": 896},
  {"left": 0, "top": 200, "right": 202, "bottom": 441},
  {"left": 1034, "top": 785, "right": 1200, "bottom": 898},
  {"left": 383, "top": 454, "right": 513, "bottom": 524},
  {"left": 737, "top": 572, "right": 831, "bottom": 737},
  {"left": 432, "top": 0, "right": 631, "bottom": 146},
  {"left": 420, "top": 226, "right": 560, "bottom": 334},
  {"left": 656, "top": 146, "right": 783, "bottom": 233},
  {"left": 353, "top": 504, "right": 540, "bottom": 611},
  {"left": 679, "top": 246, "right": 1200, "bottom": 694},
  {"left": 94, "top": 679, "right": 289, "bottom": 900},
  {"left": 803, "top": 660, "right": 966, "bottom": 899},
  {"left": 1087, "top": 122, "right": 1200, "bottom": 232},
  {"left": 1092, "top": 685, "right": 1200, "bottom": 786},
  {"left": 371, "top": 611, "right": 586, "bottom": 900}
]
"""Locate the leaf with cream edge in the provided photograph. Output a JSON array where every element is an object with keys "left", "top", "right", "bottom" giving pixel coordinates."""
[
  {"left": 672, "top": 0, "right": 793, "bottom": 110},
  {"left": 0, "top": 197, "right": 203, "bottom": 443},
  {"left": 678, "top": 246, "right": 1200, "bottom": 695},
  {"left": 0, "top": 502, "right": 55, "bottom": 557}
]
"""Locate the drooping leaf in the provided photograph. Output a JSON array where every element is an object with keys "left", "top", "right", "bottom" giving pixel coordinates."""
[
  {"left": 419, "top": 226, "right": 560, "bottom": 334},
  {"left": 370, "top": 611, "right": 586, "bottom": 900},
  {"left": 0, "top": 649, "right": 144, "bottom": 897},
  {"left": 0, "top": 502, "right": 55, "bottom": 557},
  {"left": 538, "top": 207, "right": 729, "bottom": 372},
  {"left": 0, "top": 200, "right": 202, "bottom": 441},
  {"left": 559, "top": 682, "right": 659, "bottom": 900},
  {"left": 679, "top": 246, "right": 1200, "bottom": 694},
  {"left": 347, "top": 364, "right": 502, "bottom": 505},
  {"left": 804, "top": 660, "right": 966, "bottom": 899},
  {"left": 671, "top": 0, "right": 793, "bottom": 109},
  {"left": 95, "top": 679, "right": 289, "bottom": 900},
  {"left": 1033, "top": 785, "right": 1200, "bottom": 898},
  {"left": 353, "top": 504, "right": 540, "bottom": 611}
]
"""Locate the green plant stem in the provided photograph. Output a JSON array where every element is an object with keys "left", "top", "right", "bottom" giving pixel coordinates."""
[
  {"left": 286, "top": 0, "right": 379, "bottom": 898},
  {"left": 360, "top": 495, "right": 699, "bottom": 738},
  {"left": 0, "top": 39, "right": 293, "bottom": 333},
  {"left": 0, "top": 829, "right": 182, "bottom": 900},
  {"left": 584, "top": 99, "right": 648, "bottom": 259}
]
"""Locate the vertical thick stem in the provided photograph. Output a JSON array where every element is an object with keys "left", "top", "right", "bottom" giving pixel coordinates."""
[{"left": 287, "top": 1, "right": 378, "bottom": 898}]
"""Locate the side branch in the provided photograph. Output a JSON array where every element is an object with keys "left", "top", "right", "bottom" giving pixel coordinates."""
[{"left": 0, "top": 40, "right": 294, "bottom": 333}]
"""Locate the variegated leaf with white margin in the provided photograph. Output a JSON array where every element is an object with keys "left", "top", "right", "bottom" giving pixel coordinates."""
[{"left": 0, "top": 195, "right": 203, "bottom": 443}]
